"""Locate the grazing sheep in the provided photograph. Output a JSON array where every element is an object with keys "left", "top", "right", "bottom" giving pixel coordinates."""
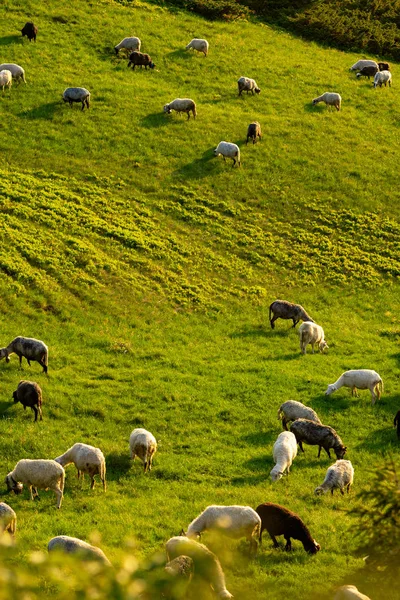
[
  {"left": 0, "top": 64, "right": 26, "bottom": 84},
  {"left": 0, "top": 502, "right": 17, "bottom": 536},
  {"left": 255, "top": 503, "right": 320, "bottom": 554},
  {"left": 246, "top": 122, "right": 262, "bottom": 145},
  {"left": 334, "top": 585, "right": 371, "bottom": 600},
  {"left": 21, "top": 22, "right": 38, "bottom": 42},
  {"left": 325, "top": 369, "right": 383, "bottom": 405},
  {"left": 290, "top": 419, "right": 347, "bottom": 459},
  {"left": 55, "top": 443, "right": 106, "bottom": 491},
  {"left": 356, "top": 65, "right": 378, "bottom": 79},
  {"left": 0, "top": 336, "right": 48, "bottom": 373},
  {"left": 374, "top": 70, "right": 392, "bottom": 88},
  {"left": 48, "top": 536, "right": 111, "bottom": 565},
  {"left": 378, "top": 62, "right": 390, "bottom": 71},
  {"left": 394, "top": 410, "right": 400, "bottom": 439},
  {"left": 63, "top": 88, "right": 90, "bottom": 111},
  {"left": 186, "top": 38, "right": 209, "bottom": 57},
  {"left": 163, "top": 98, "right": 196, "bottom": 119},
  {"left": 129, "top": 428, "right": 157, "bottom": 472},
  {"left": 350, "top": 60, "right": 379, "bottom": 72},
  {"left": 127, "top": 51, "right": 155, "bottom": 70},
  {"left": 165, "top": 555, "right": 194, "bottom": 579},
  {"left": 312, "top": 92, "right": 341, "bottom": 111},
  {"left": 186, "top": 505, "right": 261, "bottom": 552},
  {"left": 269, "top": 299, "right": 314, "bottom": 329},
  {"left": 270, "top": 432, "right": 298, "bottom": 482},
  {"left": 299, "top": 321, "right": 328, "bottom": 355},
  {"left": 277, "top": 400, "right": 321, "bottom": 431},
  {"left": 0, "top": 70, "right": 12, "bottom": 92},
  {"left": 114, "top": 36, "right": 141, "bottom": 55},
  {"left": 166, "top": 536, "right": 233, "bottom": 599},
  {"left": 214, "top": 142, "right": 240, "bottom": 167},
  {"left": 238, "top": 76, "right": 260, "bottom": 96},
  {"left": 12, "top": 380, "right": 43, "bottom": 422},
  {"left": 315, "top": 460, "right": 354, "bottom": 496},
  {"left": 5, "top": 459, "right": 65, "bottom": 509}
]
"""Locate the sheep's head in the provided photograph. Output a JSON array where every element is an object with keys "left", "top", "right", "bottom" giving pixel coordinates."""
[
  {"left": 5, "top": 474, "right": 23, "bottom": 495},
  {"left": 319, "top": 341, "right": 329, "bottom": 353},
  {"left": 312, "top": 98, "right": 319, "bottom": 106},
  {"left": 0, "top": 348, "right": 8, "bottom": 361},
  {"left": 314, "top": 486, "right": 325, "bottom": 496},
  {"left": 325, "top": 384, "right": 335, "bottom": 395},
  {"left": 163, "top": 104, "right": 171, "bottom": 114},
  {"left": 12, "top": 391, "right": 19, "bottom": 404},
  {"left": 149, "top": 62, "right": 156, "bottom": 70},
  {"left": 270, "top": 468, "right": 283, "bottom": 482},
  {"left": 336, "top": 446, "right": 347, "bottom": 459},
  {"left": 308, "top": 540, "right": 321, "bottom": 553},
  {"left": 255, "top": 88, "right": 261, "bottom": 94},
  {"left": 213, "top": 149, "right": 220, "bottom": 157},
  {"left": 356, "top": 73, "right": 362, "bottom": 78}
]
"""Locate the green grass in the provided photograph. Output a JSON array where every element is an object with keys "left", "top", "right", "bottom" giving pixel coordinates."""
[{"left": 0, "top": 1, "right": 399, "bottom": 599}]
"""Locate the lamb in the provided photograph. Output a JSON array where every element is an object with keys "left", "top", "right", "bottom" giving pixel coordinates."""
[
  {"left": 255, "top": 503, "right": 320, "bottom": 554},
  {"left": 214, "top": 142, "right": 240, "bottom": 167},
  {"left": 277, "top": 400, "right": 321, "bottom": 431},
  {"left": 0, "top": 502, "right": 17, "bottom": 536},
  {"left": 246, "top": 122, "right": 262, "bottom": 145},
  {"left": 290, "top": 419, "right": 347, "bottom": 459},
  {"left": 325, "top": 369, "right": 383, "bottom": 405},
  {"left": 114, "top": 36, "right": 141, "bottom": 55},
  {"left": 55, "top": 443, "right": 106, "bottom": 491},
  {"left": 334, "top": 585, "right": 371, "bottom": 600},
  {"left": 374, "top": 70, "right": 392, "bottom": 88},
  {"left": 12, "top": 380, "right": 43, "bottom": 422},
  {"left": 299, "top": 321, "right": 328, "bottom": 355},
  {"left": 394, "top": 410, "right": 400, "bottom": 439},
  {"left": 127, "top": 51, "right": 155, "bottom": 70},
  {"left": 238, "top": 76, "right": 260, "bottom": 96},
  {"left": 269, "top": 299, "right": 314, "bottom": 329},
  {"left": 378, "top": 62, "right": 390, "bottom": 71},
  {"left": 186, "top": 38, "right": 209, "bottom": 57},
  {"left": 270, "top": 432, "right": 298, "bottom": 482},
  {"left": 21, "top": 22, "right": 38, "bottom": 42},
  {"left": 129, "top": 428, "right": 157, "bottom": 472},
  {"left": 163, "top": 98, "right": 197, "bottom": 119},
  {"left": 5, "top": 459, "right": 65, "bottom": 509},
  {"left": 185, "top": 505, "right": 261, "bottom": 552},
  {"left": 0, "top": 70, "right": 12, "bottom": 92},
  {"left": 0, "top": 336, "right": 48, "bottom": 373},
  {"left": 349, "top": 60, "right": 379, "bottom": 71},
  {"left": 356, "top": 65, "right": 378, "bottom": 79},
  {"left": 312, "top": 92, "right": 341, "bottom": 111},
  {"left": 0, "top": 63, "right": 26, "bottom": 84},
  {"left": 48, "top": 536, "right": 111, "bottom": 565},
  {"left": 166, "top": 536, "right": 233, "bottom": 598},
  {"left": 63, "top": 88, "right": 90, "bottom": 111},
  {"left": 315, "top": 460, "right": 354, "bottom": 496}
]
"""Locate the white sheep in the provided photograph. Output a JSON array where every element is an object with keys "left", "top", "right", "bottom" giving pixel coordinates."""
[
  {"left": 0, "top": 336, "right": 48, "bottom": 373},
  {"left": 163, "top": 98, "right": 197, "bottom": 119},
  {"left": 114, "top": 36, "right": 141, "bottom": 55},
  {"left": 334, "top": 585, "right": 371, "bottom": 600},
  {"left": 312, "top": 92, "right": 341, "bottom": 111},
  {"left": 55, "top": 443, "right": 106, "bottom": 491},
  {"left": 373, "top": 70, "right": 392, "bottom": 88},
  {"left": 315, "top": 460, "right": 354, "bottom": 496},
  {"left": 129, "top": 428, "right": 157, "bottom": 472},
  {"left": 186, "top": 38, "right": 209, "bottom": 57},
  {"left": 277, "top": 400, "right": 321, "bottom": 430},
  {"left": 0, "top": 63, "right": 26, "bottom": 84},
  {"left": 214, "top": 142, "right": 240, "bottom": 167},
  {"left": 325, "top": 369, "right": 383, "bottom": 405},
  {"left": 63, "top": 88, "right": 90, "bottom": 111},
  {"left": 299, "top": 321, "right": 328, "bottom": 355},
  {"left": 270, "top": 431, "right": 298, "bottom": 482},
  {"left": 5, "top": 459, "right": 65, "bottom": 509},
  {"left": 237, "top": 76, "right": 260, "bottom": 96},
  {"left": 0, "top": 502, "right": 17, "bottom": 536},
  {"left": 186, "top": 505, "right": 261, "bottom": 552},
  {"left": 166, "top": 536, "right": 233, "bottom": 598},
  {"left": 0, "top": 70, "right": 12, "bottom": 92},
  {"left": 349, "top": 60, "right": 379, "bottom": 72},
  {"left": 48, "top": 536, "right": 111, "bottom": 565}
]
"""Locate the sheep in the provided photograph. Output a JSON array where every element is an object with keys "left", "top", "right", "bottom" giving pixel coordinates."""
[
  {"left": 290, "top": 419, "right": 347, "bottom": 459},
  {"left": 12, "top": 380, "right": 43, "bottom": 422},
  {"left": 270, "top": 431, "right": 298, "bottom": 482},
  {"left": 163, "top": 98, "right": 196, "bottom": 119},
  {"left": 63, "top": 88, "right": 90, "bottom": 111},
  {"left": 378, "top": 62, "right": 390, "bottom": 71},
  {"left": 315, "top": 460, "right": 354, "bottom": 496},
  {"left": 269, "top": 299, "right": 314, "bottom": 329},
  {"left": 0, "top": 70, "right": 12, "bottom": 92},
  {"left": 166, "top": 536, "right": 233, "bottom": 599},
  {"left": 238, "top": 76, "right": 260, "bottom": 96},
  {"left": 0, "top": 336, "right": 48, "bottom": 373},
  {"left": 255, "top": 503, "right": 320, "bottom": 554},
  {"left": 127, "top": 51, "right": 155, "bottom": 70},
  {"left": 334, "top": 585, "right": 371, "bottom": 600},
  {"left": 114, "top": 36, "right": 141, "bottom": 55},
  {"left": 325, "top": 369, "right": 383, "bottom": 405},
  {"left": 278, "top": 400, "right": 322, "bottom": 431},
  {"left": 356, "top": 65, "right": 378, "bottom": 79},
  {"left": 165, "top": 555, "right": 194, "bottom": 579},
  {"left": 185, "top": 505, "right": 261, "bottom": 552},
  {"left": 246, "top": 122, "right": 262, "bottom": 145},
  {"left": 394, "top": 410, "right": 400, "bottom": 439},
  {"left": 214, "top": 142, "right": 240, "bottom": 168},
  {"left": 312, "top": 92, "right": 341, "bottom": 111},
  {"left": 21, "top": 22, "right": 38, "bottom": 42},
  {"left": 374, "top": 70, "right": 392, "bottom": 88},
  {"left": 0, "top": 502, "right": 17, "bottom": 536},
  {"left": 129, "top": 428, "right": 157, "bottom": 472},
  {"left": 55, "top": 443, "right": 106, "bottom": 491},
  {"left": 0, "top": 63, "right": 26, "bottom": 84},
  {"left": 349, "top": 60, "right": 379, "bottom": 72},
  {"left": 5, "top": 459, "right": 65, "bottom": 509},
  {"left": 48, "top": 536, "right": 111, "bottom": 565},
  {"left": 299, "top": 321, "right": 328, "bottom": 355},
  {"left": 186, "top": 38, "right": 209, "bottom": 57}
]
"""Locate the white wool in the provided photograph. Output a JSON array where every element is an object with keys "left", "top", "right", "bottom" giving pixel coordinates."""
[
  {"left": 48, "top": 536, "right": 111, "bottom": 565},
  {"left": 299, "top": 322, "right": 328, "bottom": 354},
  {"left": 270, "top": 431, "right": 298, "bottom": 482},
  {"left": 129, "top": 428, "right": 157, "bottom": 472},
  {"left": 214, "top": 142, "right": 241, "bottom": 167},
  {"left": 373, "top": 70, "right": 392, "bottom": 88},
  {"left": 0, "top": 70, "right": 12, "bottom": 91},
  {"left": 114, "top": 37, "right": 141, "bottom": 54},
  {"left": 186, "top": 505, "right": 261, "bottom": 543},
  {"left": 6, "top": 459, "right": 65, "bottom": 509},
  {"left": 238, "top": 76, "right": 260, "bottom": 95},
  {"left": 55, "top": 443, "right": 106, "bottom": 491},
  {"left": 186, "top": 39, "right": 209, "bottom": 56},
  {"left": 325, "top": 369, "right": 383, "bottom": 405},
  {"left": 334, "top": 585, "right": 371, "bottom": 600},
  {"left": 349, "top": 60, "right": 379, "bottom": 71},
  {"left": 315, "top": 460, "right": 354, "bottom": 495},
  {"left": 0, "top": 63, "right": 26, "bottom": 83},
  {"left": 312, "top": 92, "right": 341, "bottom": 110},
  {"left": 0, "top": 502, "right": 17, "bottom": 536},
  {"left": 277, "top": 400, "right": 321, "bottom": 428},
  {"left": 163, "top": 98, "right": 197, "bottom": 118}
]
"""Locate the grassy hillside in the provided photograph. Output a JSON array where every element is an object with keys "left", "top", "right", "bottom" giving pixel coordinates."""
[{"left": 0, "top": 1, "right": 399, "bottom": 599}]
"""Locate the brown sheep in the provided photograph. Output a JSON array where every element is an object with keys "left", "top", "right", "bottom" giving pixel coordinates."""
[
  {"left": 246, "top": 122, "right": 262, "bottom": 145},
  {"left": 255, "top": 502, "right": 320, "bottom": 553},
  {"left": 21, "top": 22, "right": 38, "bottom": 42},
  {"left": 13, "top": 380, "right": 43, "bottom": 421},
  {"left": 127, "top": 51, "right": 155, "bottom": 70},
  {"left": 290, "top": 419, "right": 347, "bottom": 459},
  {"left": 378, "top": 62, "right": 390, "bottom": 71},
  {"left": 269, "top": 300, "right": 314, "bottom": 329}
]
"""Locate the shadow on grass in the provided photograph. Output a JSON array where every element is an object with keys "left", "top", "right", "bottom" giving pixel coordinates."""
[
  {"left": 242, "top": 430, "right": 277, "bottom": 447},
  {"left": 0, "top": 35, "right": 21, "bottom": 46},
  {"left": 355, "top": 426, "right": 399, "bottom": 452},
  {"left": 229, "top": 325, "right": 271, "bottom": 339},
  {"left": 18, "top": 101, "right": 63, "bottom": 120},
  {"left": 304, "top": 102, "right": 324, "bottom": 113},
  {"left": 165, "top": 49, "right": 191, "bottom": 60},
  {"left": 0, "top": 401, "right": 12, "bottom": 418},
  {"left": 141, "top": 112, "right": 170, "bottom": 128},
  {"left": 172, "top": 148, "right": 217, "bottom": 180},
  {"left": 105, "top": 452, "right": 132, "bottom": 479}
]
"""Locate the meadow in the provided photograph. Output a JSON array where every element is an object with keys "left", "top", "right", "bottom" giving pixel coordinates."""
[{"left": 0, "top": 0, "right": 399, "bottom": 598}]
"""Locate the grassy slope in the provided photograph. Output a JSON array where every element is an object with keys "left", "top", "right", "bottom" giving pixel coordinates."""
[{"left": 0, "top": 1, "right": 399, "bottom": 599}]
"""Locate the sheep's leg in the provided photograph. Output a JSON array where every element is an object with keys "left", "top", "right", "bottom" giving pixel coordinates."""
[
  {"left": 298, "top": 441, "right": 304, "bottom": 453},
  {"left": 331, "top": 489, "right": 334, "bottom": 496},
  {"left": 18, "top": 354, "right": 23, "bottom": 368},
  {"left": 317, "top": 446, "right": 322, "bottom": 458},
  {"left": 292, "top": 318, "right": 298, "bottom": 328},
  {"left": 259, "top": 527, "right": 263, "bottom": 543},
  {"left": 232, "top": 158, "right": 236, "bottom": 168},
  {"left": 270, "top": 315, "right": 277, "bottom": 329},
  {"left": 29, "top": 486, "right": 34, "bottom": 501},
  {"left": 282, "top": 418, "right": 288, "bottom": 431},
  {"left": 284, "top": 537, "right": 292, "bottom": 551},
  {"left": 340, "top": 488, "right": 345, "bottom": 495},
  {"left": 33, "top": 406, "right": 38, "bottom": 422},
  {"left": 39, "top": 406, "right": 43, "bottom": 421},
  {"left": 90, "top": 475, "right": 95, "bottom": 489},
  {"left": 248, "top": 535, "right": 258, "bottom": 554},
  {"left": 55, "top": 487, "right": 63, "bottom": 509},
  {"left": 311, "top": 343, "right": 315, "bottom": 354},
  {"left": 27, "top": 358, "right": 31, "bottom": 366},
  {"left": 346, "top": 484, "right": 351, "bottom": 494},
  {"left": 269, "top": 534, "right": 280, "bottom": 549}
]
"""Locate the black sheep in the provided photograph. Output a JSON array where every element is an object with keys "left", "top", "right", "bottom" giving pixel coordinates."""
[
  {"left": 394, "top": 410, "right": 400, "bottom": 439},
  {"left": 127, "top": 51, "right": 155, "bottom": 70},
  {"left": 255, "top": 503, "right": 320, "bottom": 553},
  {"left": 21, "top": 22, "right": 38, "bottom": 42},
  {"left": 13, "top": 380, "right": 43, "bottom": 421}
]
